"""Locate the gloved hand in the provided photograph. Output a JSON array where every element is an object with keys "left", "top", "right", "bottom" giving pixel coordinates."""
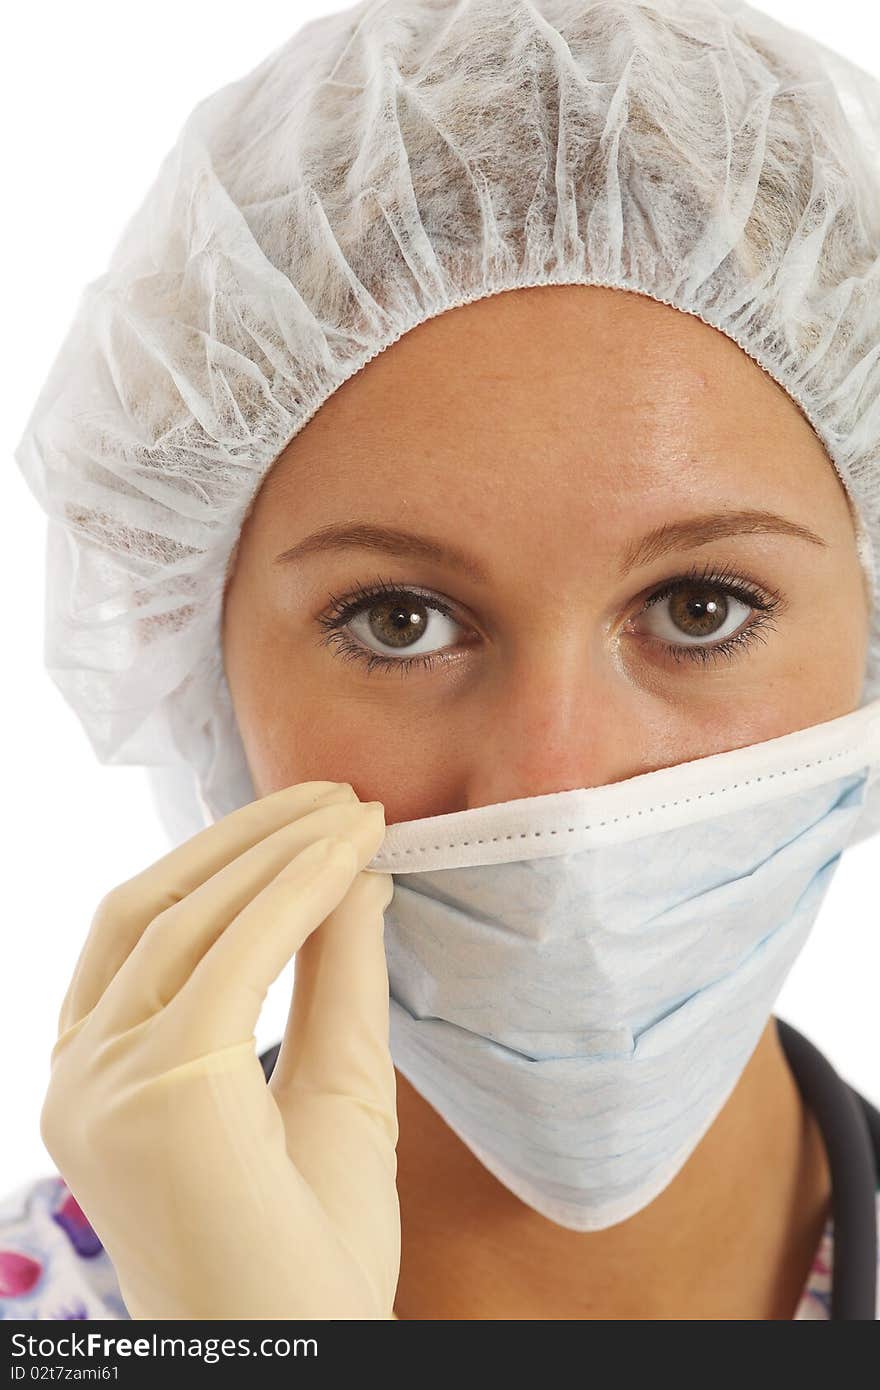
[{"left": 39, "top": 780, "right": 399, "bottom": 1320}]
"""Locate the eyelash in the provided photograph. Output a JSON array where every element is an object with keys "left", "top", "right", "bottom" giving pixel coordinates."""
[{"left": 315, "top": 562, "right": 783, "bottom": 678}]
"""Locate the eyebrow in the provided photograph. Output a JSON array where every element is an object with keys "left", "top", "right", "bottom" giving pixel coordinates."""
[
  {"left": 273, "top": 510, "right": 827, "bottom": 582},
  {"left": 617, "top": 508, "right": 828, "bottom": 575},
  {"left": 274, "top": 523, "right": 491, "bottom": 583}
]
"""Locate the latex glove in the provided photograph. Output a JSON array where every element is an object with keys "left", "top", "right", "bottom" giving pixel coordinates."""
[{"left": 39, "top": 781, "right": 399, "bottom": 1320}]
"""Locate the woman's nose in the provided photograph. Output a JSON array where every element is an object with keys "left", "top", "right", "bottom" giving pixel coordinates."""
[{"left": 454, "top": 644, "right": 650, "bottom": 809}]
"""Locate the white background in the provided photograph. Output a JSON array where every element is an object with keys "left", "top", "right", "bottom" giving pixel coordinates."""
[{"left": 2, "top": 1, "right": 878, "bottom": 1195}]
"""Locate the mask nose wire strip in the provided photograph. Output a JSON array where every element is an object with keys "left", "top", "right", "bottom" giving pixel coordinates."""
[{"left": 776, "top": 1017, "right": 878, "bottom": 1320}]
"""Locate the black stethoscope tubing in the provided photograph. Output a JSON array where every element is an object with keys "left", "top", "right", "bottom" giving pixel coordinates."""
[
  {"left": 260, "top": 1017, "right": 879, "bottom": 1320},
  {"left": 776, "top": 1017, "right": 878, "bottom": 1320}
]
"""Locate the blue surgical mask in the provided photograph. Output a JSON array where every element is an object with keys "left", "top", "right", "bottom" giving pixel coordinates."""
[{"left": 365, "top": 698, "right": 880, "bottom": 1232}]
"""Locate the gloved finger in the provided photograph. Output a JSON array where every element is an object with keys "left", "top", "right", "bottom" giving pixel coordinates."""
[
  {"left": 58, "top": 780, "right": 358, "bottom": 1035},
  {"left": 269, "top": 866, "right": 400, "bottom": 1266},
  {"left": 151, "top": 807, "right": 385, "bottom": 1060},
  {"left": 89, "top": 799, "right": 385, "bottom": 1039},
  {"left": 271, "top": 867, "right": 397, "bottom": 1134}
]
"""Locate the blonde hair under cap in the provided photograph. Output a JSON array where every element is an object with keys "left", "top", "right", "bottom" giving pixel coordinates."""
[{"left": 13, "top": 0, "right": 880, "bottom": 847}]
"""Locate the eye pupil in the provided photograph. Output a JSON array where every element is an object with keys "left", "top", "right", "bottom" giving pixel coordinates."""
[
  {"left": 369, "top": 598, "right": 428, "bottom": 647},
  {"left": 669, "top": 584, "right": 728, "bottom": 636}
]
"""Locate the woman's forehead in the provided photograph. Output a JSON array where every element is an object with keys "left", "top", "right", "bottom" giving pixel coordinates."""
[
  {"left": 262, "top": 285, "right": 830, "bottom": 491},
  {"left": 249, "top": 287, "right": 847, "bottom": 574}
]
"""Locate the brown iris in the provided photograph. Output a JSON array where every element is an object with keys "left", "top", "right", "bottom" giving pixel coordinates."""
[
  {"left": 367, "top": 595, "right": 430, "bottom": 648},
  {"left": 668, "top": 583, "right": 729, "bottom": 637}
]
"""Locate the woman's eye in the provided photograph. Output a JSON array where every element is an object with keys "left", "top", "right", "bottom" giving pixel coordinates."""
[
  {"left": 631, "top": 581, "right": 756, "bottom": 644},
  {"left": 317, "top": 581, "right": 469, "bottom": 675},
  {"left": 346, "top": 593, "right": 463, "bottom": 657}
]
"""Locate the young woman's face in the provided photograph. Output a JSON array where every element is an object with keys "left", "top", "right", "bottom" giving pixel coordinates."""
[{"left": 221, "top": 284, "right": 871, "bottom": 825}]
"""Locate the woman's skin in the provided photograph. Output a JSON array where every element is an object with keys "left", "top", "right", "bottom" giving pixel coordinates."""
[{"left": 221, "top": 284, "right": 871, "bottom": 1320}]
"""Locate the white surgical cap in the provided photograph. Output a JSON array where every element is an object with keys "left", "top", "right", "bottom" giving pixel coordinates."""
[{"left": 13, "top": 0, "right": 880, "bottom": 848}]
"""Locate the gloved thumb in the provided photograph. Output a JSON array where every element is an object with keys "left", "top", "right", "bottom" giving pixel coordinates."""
[{"left": 268, "top": 863, "right": 399, "bottom": 1271}]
